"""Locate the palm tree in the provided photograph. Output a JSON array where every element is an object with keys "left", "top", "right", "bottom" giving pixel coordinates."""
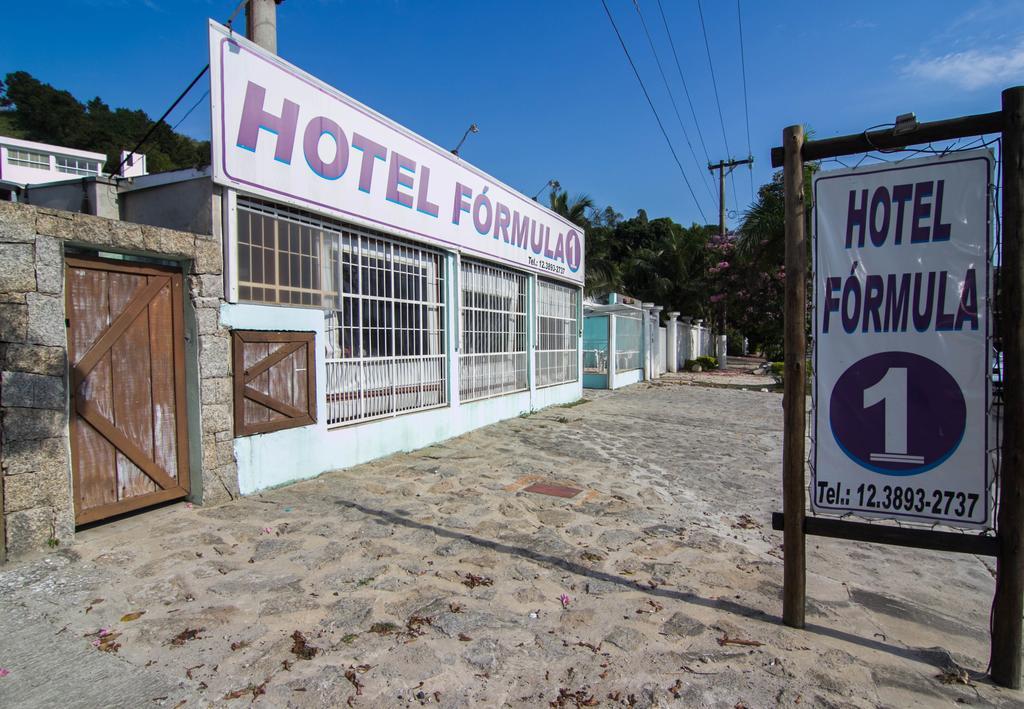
[{"left": 548, "top": 189, "right": 594, "bottom": 229}]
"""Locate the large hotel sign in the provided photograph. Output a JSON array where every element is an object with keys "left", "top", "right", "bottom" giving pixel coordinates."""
[{"left": 208, "top": 21, "right": 584, "bottom": 284}]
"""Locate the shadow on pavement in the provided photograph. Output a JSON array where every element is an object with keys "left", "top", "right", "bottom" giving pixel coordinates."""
[{"left": 333, "top": 497, "right": 950, "bottom": 669}]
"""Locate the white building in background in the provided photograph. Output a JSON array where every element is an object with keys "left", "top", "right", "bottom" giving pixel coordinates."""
[{"left": 0, "top": 136, "right": 107, "bottom": 186}]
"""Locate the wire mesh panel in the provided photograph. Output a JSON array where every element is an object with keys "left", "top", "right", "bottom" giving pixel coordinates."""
[
  {"left": 324, "top": 229, "right": 447, "bottom": 426},
  {"left": 536, "top": 279, "right": 580, "bottom": 387},
  {"left": 615, "top": 312, "right": 643, "bottom": 372},
  {"left": 459, "top": 259, "right": 529, "bottom": 402}
]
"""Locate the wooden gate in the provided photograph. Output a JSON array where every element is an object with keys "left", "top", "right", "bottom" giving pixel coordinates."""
[{"left": 66, "top": 256, "right": 190, "bottom": 524}]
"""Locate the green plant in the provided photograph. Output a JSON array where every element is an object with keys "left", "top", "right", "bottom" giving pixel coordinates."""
[
  {"left": 46, "top": 537, "right": 60, "bottom": 548},
  {"left": 684, "top": 355, "right": 718, "bottom": 372}
]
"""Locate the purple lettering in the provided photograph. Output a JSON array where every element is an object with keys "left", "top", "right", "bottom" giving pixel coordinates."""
[
  {"left": 302, "top": 117, "right": 348, "bottom": 180},
  {"left": 845, "top": 189, "right": 868, "bottom": 248},
  {"left": 351, "top": 132, "right": 386, "bottom": 193},
  {"left": 386, "top": 151, "right": 415, "bottom": 208},
  {"left": 236, "top": 81, "right": 299, "bottom": 164},
  {"left": 416, "top": 165, "right": 439, "bottom": 217},
  {"left": 911, "top": 181, "right": 933, "bottom": 243}
]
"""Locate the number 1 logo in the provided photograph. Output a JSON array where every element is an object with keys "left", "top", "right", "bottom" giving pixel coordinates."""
[{"left": 830, "top": 352, "right": 966, "bottom": 476}]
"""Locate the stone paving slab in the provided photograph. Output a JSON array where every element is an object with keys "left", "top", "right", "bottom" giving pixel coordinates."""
[{"left": 0, "top": 383, "right": 1017, "bottom": 707}]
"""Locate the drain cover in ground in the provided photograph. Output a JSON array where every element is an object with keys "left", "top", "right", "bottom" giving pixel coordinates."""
[{"left": 523, "top": 483, "right": 583, "bottom": 498}]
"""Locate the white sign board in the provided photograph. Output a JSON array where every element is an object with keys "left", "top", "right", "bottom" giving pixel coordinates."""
[
  {"left": 812, "top": 151, "right": 993, "bottom": 528},
  {"left": 208, "top": 21, "right": 583, "bottom": 285}
]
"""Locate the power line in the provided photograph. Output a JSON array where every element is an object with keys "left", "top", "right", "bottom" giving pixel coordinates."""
[
  {"left": 600, "top": 0, "right": 708, "bottom": 223},
  {"left": 656, "top": 0, "right": 712, "bottom": 168},
  {"left": 736, "top": 0, "right": 754, "bottom": 203},
  {"left": 632, "top": 0, "right": 716, "bottom": 212},
  {"left": 109, "top": 64, "right": 210, "bottom": 178},
  {"left": 695, "top": 0, "right": 739, "bottom": 214},
  {"left": 171, "top": 89, "right": 210, "bottom": 132}
]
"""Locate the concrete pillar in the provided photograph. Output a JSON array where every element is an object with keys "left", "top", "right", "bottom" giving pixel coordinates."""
[
  {"left": 666, "top": 312, "right": 679, "bottom": 372},
  {"left": 718, "top": 335, "right": 728, "bottom": 368},
  {"left": 642, "top": 303, "right": 654, "bottom": 381},
  {"left": 608, "top": 313, "right": 617, "bottom": 388},
  {"left": 650, "top": 305, "right": 663, "bottom": 379},
  {"left": 246, "top": 0, "right": 279, "bottom": 54}
]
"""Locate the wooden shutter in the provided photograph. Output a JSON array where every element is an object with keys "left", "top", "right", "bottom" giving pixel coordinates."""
[{"left": 232, "top": 330, "right": 317, "bottom": 436}]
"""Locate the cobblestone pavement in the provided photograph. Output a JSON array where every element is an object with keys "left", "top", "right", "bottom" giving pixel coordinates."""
[{"left": 0, "top": 383, "right": 1016, "bottom": 707}]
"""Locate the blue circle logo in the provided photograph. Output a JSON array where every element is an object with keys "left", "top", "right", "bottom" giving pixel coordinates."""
[{"left": 829, "top": 351, "right": 966, "bottom": 476}]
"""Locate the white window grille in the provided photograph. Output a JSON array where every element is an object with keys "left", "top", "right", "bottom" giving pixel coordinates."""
[
  {"left": 615, "top": 312, "right": 643, "bottom": 371},
  {"left": 536, "top": 278, "right": 580, "bottom": 387},
  {"left": 459, "top": 258, "right": 528, "bottom": 402},
  {"left": 55, "top": 155, "right": 100, "bottom": 176},
  {"left": 7, "top": 148, "right": 50, "bottom": 170},
  {"left": 324, "top": 227, "right": 447, "bottom": 426}
]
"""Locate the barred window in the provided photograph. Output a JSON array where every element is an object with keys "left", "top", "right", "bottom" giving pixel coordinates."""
[
  {"left": 7, "top": 148, "right": 49, "bottom": 170},
  {"left": 536, "top": 278, "right": 580, "bottom": 387},
  {"left": 324, "top": 228, "right": 447, "bottom": 426},
  {"left": 236, "top": 198, "right": 327, "bottom": 306},
  {"left": 55, "top": 155, "right": 100, "bottom": 176},
  {"left": 459, "top": 259, "right": 528, "bottom": 402},
  {"left": 615, "top": 312, "right": 643, "bottom": 372}
]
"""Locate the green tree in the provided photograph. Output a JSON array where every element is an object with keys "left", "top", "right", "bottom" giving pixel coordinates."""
[{"left": 0, "top": 71, "right": 210, "bottom": 174}]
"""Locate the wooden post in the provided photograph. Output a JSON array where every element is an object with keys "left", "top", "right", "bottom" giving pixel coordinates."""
[
  {"left": 992, "top": 85, "right": 1024, "bottom": 690},
  {"left": 782, "top": 124, "right": 807, "bottom": 628}
]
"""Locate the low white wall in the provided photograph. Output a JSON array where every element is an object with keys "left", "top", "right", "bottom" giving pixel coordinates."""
[
  {"left": 610, "top": 368, "right": 644, "bottom": 389},
  {"left": 221, "top": 303, "right": 582, "bottom": 495}
]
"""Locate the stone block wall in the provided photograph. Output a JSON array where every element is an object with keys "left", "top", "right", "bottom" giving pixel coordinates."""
[{"left": 0, "top": 201, "right": 238, "bottom": 561}]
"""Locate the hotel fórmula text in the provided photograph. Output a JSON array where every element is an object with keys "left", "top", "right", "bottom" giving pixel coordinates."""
[{"left": 812, "top": 151, "right": 993, "bottom": 528}]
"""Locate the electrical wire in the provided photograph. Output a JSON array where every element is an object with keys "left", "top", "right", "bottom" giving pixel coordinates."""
[
  {"left": 632, "top": 0, "right": 716, "bottom": 212},
  {"left": 108, "top": 64, "right": 210, "bottom": 178},
  {"left": 736, "top": 0, "right": 754, "bottom": 202},
  {"left": 601, "top": 0, "right": 708, "bottom": 223},
  {"left": 696, "top": 0, "right": 739, "bottom": 214},
  {"left": 171, "top": 89, "right": 210, "bottom": 133},
  {"left": 656, "top": 0, "right": 712, "bottom": 168}
]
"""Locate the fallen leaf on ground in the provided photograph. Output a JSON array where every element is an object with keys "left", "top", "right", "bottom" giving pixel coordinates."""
[
  {"left": 229, "top": 640, "right": 249, "bottom": 651},
  {"left": 170, "top": 628, "right": 204, "bottom": 646},
  {"left": 344, "top": 669, "right": 365, "bottom": 695},
  {"left": 462, "top": 573, "right": 493, "bottom": 589},
  {"left": 936, "top": 666, "right": 974, "bottom": 686},
  {"left": 458, "top": 633, "right": 472, "bottom": 641},
  {"left": 551, "top": 687, "right": 599, "bottom": 707},
  {"left": 94, "top": 631, "right": 122, "bottom": 653},
  {"left": 0, "top": 668, "right": 9, "bottom": 678},
  {"left": 120, "top": 611, "right": 146, "bottom": 622},
  {"left": 369, "top": 622, "right": 399, "bottom": 635},
  {"left": 290, "top": 630, "right": 319, "bottom": 660},
  {"left": 732, "top": 515, "right": 760, "bottom": 529},
  {"left": 185, "top": 664, "right": 203, "bottom": 680},
  {"left": 223, "top": 679, "right": 268, "bottom": 701},
  {"left": 717, "top": 633, "right": 762, "bottom": 647}
]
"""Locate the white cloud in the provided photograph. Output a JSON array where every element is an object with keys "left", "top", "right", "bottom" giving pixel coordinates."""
[{"left": 904, "top": 39, "right": 1024, "bottom": 90}]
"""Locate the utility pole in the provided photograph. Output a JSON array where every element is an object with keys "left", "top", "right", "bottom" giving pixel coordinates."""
[
  {"left": 707, "top": 156, "right": 753, "bottom": 333},
  {"left": 246, "top": 0, "right": 282, "bottom": 54}
]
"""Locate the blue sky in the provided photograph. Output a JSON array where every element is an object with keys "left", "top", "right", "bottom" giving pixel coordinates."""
[{"left": 3, "top": 1, "right": 1022, "bottom": 229}]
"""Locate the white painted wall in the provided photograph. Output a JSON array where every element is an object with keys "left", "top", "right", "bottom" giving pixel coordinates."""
[
  {"left": 0, "top": 136, "right": 107, "bottom": 186},
  {"left": 222, "top": 301, "right": 582, "bottom": 495}
]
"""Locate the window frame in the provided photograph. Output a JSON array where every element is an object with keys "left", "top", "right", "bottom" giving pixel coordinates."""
[
  {"left": 535, "top": 277, "right": 581, "bottom": 388},
  {"left": 458, "top": 257, "right": 529, "bottom": 403},
  {"left": 7, "top": 148, "right": 50, "bottom": 171}
]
